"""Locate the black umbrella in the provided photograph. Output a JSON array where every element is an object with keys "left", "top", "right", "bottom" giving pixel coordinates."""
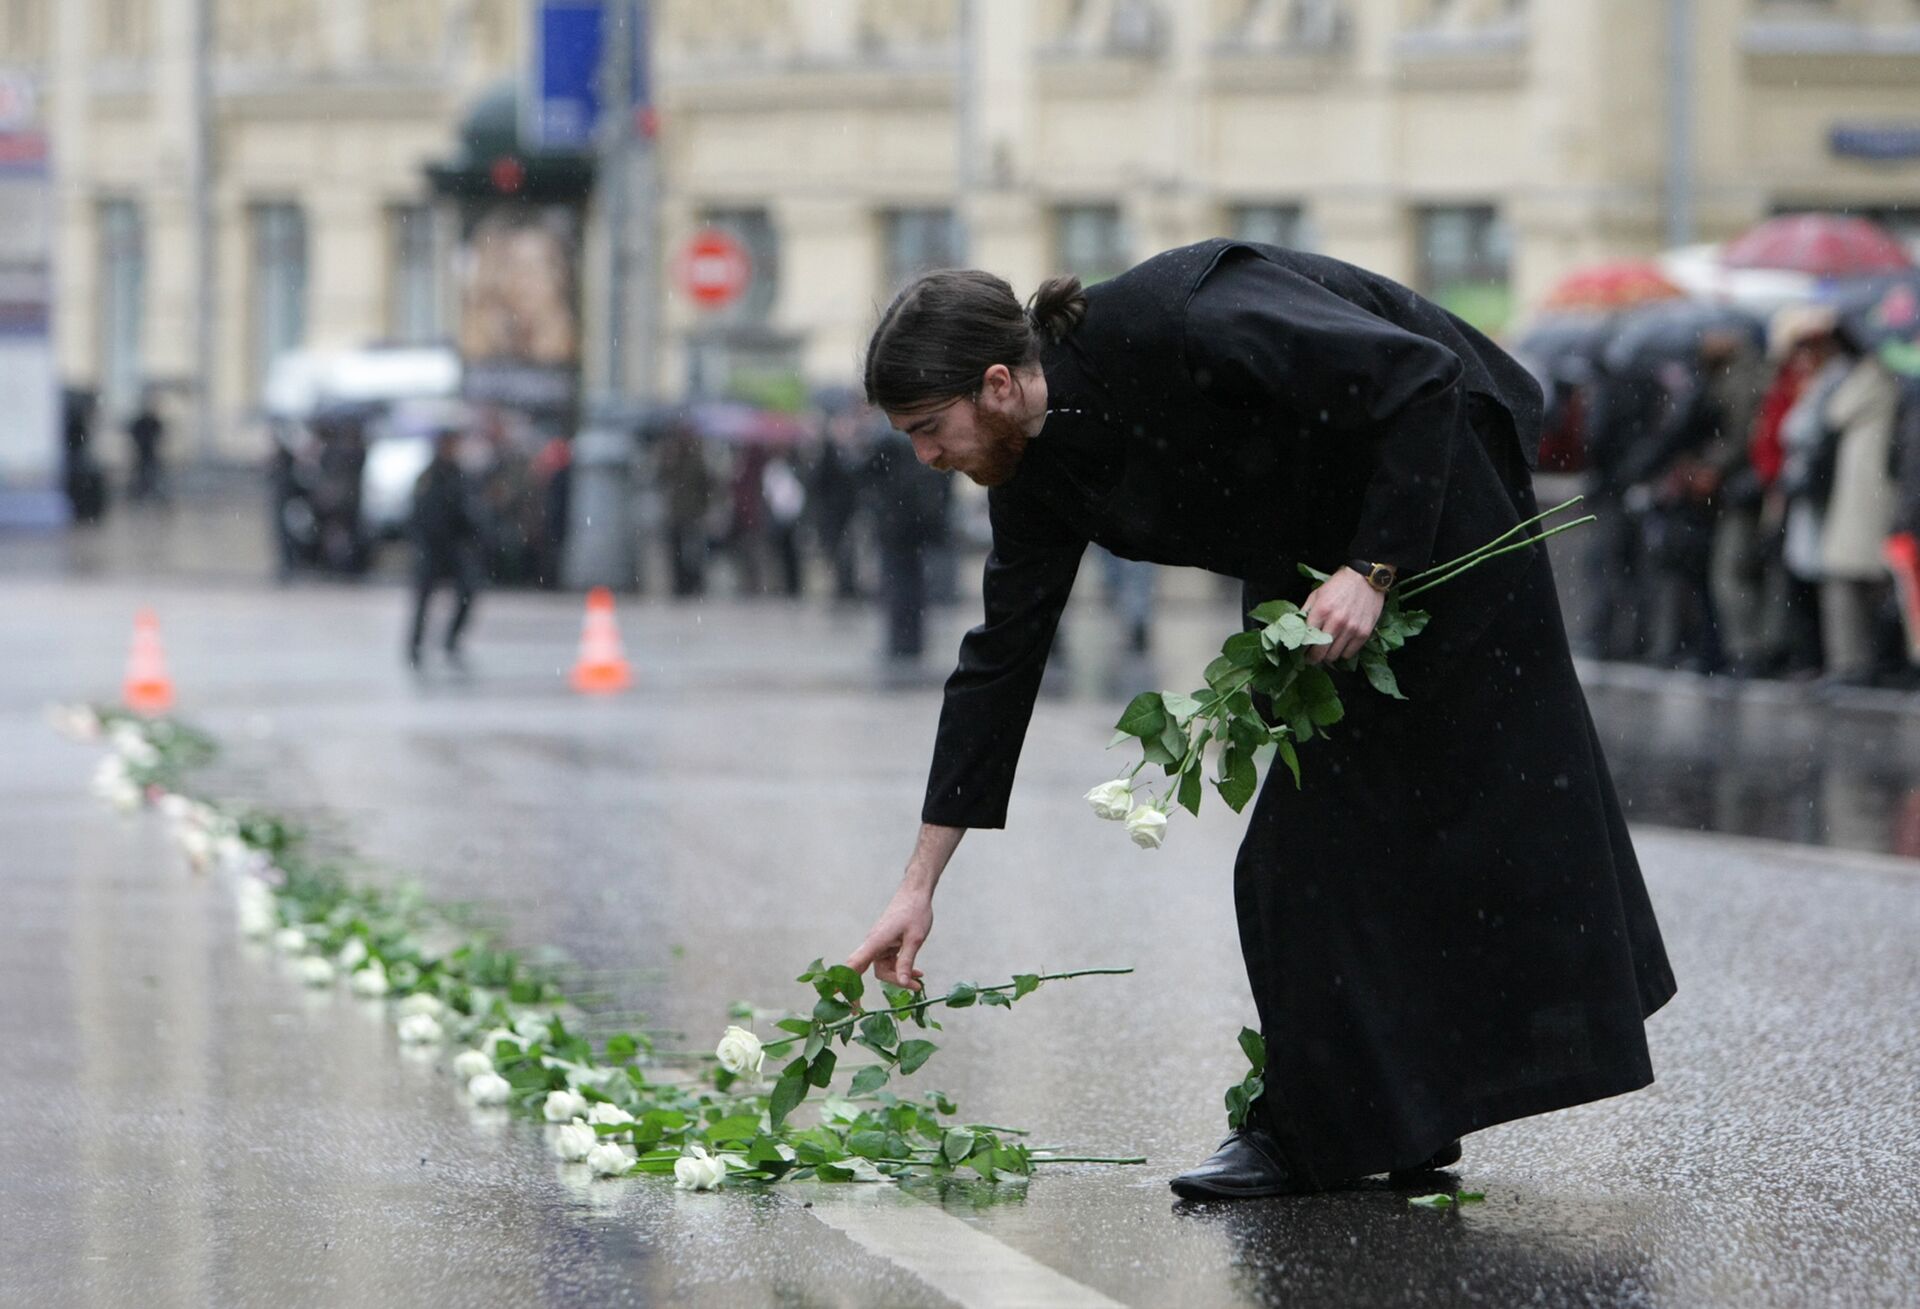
[
  {"left": 1511, "top": 313, "right": 1614, "bottom": 385},
  {"left": 1834, "top": 271, "right": 1920, "bottom": 352},
  {"left": 1601, "top": 300, "right": 1764, "bottom": 376}
]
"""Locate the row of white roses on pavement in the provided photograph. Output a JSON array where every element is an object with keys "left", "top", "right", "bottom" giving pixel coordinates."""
[{"left": 57, "top": 703, "right": 745, "bottom": 1192}]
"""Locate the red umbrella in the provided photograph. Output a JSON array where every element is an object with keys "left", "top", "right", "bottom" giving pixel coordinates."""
[
  {"left": 1539, "top": 260, "right": 1685, "bottom": 312},
  {"left": 1721, "top": 213, "right": 1914, "bottom": 276}
]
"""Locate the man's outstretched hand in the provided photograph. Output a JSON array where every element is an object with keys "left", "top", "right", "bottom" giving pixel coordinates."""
[
  {"left": 1303, "top": 567, "right": 1386, "bottom": 664},
  {"left": 845, "top": 882, "right": 934, "bottom": 992}
]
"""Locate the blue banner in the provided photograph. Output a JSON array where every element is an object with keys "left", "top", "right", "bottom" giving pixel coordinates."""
[{"left": 530, "top": 0, "right": 604, "bottom": 152}]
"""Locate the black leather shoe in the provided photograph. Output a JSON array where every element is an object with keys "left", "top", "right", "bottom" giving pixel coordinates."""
[
  {"left": 1169, "top": 1126, "right": 1316, "bottom": 1200},
  {"left": 1387, "top": 1138, "right": 1462, "bottom": 1182}
]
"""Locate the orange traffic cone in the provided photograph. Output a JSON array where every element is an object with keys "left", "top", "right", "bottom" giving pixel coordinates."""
[
  {"left": 123, "top": 609, "right": 175, "bottom": 715},
  {"left": 569, "top": 587, "right": 633, "bottom": 694}
]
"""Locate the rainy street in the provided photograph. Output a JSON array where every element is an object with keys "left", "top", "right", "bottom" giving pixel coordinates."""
[{"left": 2, "top": 502, "right": 1917, "bottom": 1307}]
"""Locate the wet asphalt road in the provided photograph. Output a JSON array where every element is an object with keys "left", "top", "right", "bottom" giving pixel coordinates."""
[{"left": 3, "top": 521, "right": 1919, "bottom": 1305}]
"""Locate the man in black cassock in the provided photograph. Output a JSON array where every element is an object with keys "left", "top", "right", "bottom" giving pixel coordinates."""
[{"left": 846, "top": 239, "right": 1677, "bottom": 1200}]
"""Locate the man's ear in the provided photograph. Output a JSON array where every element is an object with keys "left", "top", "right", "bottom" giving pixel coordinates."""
[{"left": 980, "top": 363, "right": 1013, "bottom": 401}]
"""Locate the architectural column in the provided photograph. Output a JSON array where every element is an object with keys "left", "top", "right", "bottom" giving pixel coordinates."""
[
  {"left": 961, "top": 0, "right": 1042, "bottom": 285},
  {"left": 147, "top": 0, "right": 213, "bottom": 448},
  {"left": 50, "top": 0, "right": 95, "bottom": 385}
]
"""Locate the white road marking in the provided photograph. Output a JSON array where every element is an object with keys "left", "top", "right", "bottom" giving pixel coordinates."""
[{"left": 804, "top": 1185, "right": 1128, "bottom": 1309}]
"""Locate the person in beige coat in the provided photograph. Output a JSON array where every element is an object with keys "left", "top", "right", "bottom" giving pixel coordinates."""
[{"left": 1820, "top": 353, "right": 1902, "bottom": 681}]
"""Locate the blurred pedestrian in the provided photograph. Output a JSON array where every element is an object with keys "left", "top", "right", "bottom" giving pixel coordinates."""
[
  {"left": 1817, "top": 347, "right": 1902, "bottom": 683},
  {"left": 763, "top": 452, "right": 807, "bottom": 598},
  {"left": 126, "top": 391, "right": 167, "bottom": 505},
  {"left": 1582, "top": 365, "right": 1664, "bottom": 659},
  {"left": 867, "top": 426, "right": 946, "bottom": 673},
  {"left": 728, "top": 443, "right": 771, "bottom": 595},
  {"left": 1776, "top": 311, "right": 1850, "bottom": 677},
  {"left": 811, "top": 401, "right": 870, "bottom": 601},
  {"left": 407, "top": 429, "right": 486, "bottom": 672},
  {"left": 655, "top": 415, "right": 713, "bottom": 598},
  {"left": 62, "top": 388, "right": 107, "bottom": 524},
  {"left": 1101, "top": 549, "right": 1157, "bottom": 654}
]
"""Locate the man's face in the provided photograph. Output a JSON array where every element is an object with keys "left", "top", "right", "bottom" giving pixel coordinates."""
[{"left": 888, "top": 391, "right": 1030, "bottom": 488}]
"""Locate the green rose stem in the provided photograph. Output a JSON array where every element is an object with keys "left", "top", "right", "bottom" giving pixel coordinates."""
[
  {"left": 759, "top": 967, "right": 1137, "bottom": 1054},
  {"left": 1398, "top": 515, "right": 1596, "bottom": 600}
]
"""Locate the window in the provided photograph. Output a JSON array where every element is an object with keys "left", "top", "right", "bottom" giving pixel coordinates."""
[
  {"left": 1228, "top": 203, "right": 1314, "bottom": 251},
  {"left": 99, "top": 199, "right": 144, "bottom": 418},
  {"left": 880, "top": 208, "right": 959, "bottom": 292},
  {"left": 388, "top": 204, "right": 440, "bottom": 344},
  {"left": 251, "top": 202, "right": 307, "bottom": 397},
  {"left": 696, "top": 206, "right": 778, "bottom": 323},
  {"left": 1053, "top": 204, "right": 1130, "bottom": 283},
  {"left": 1415, "top": 204, "right": 1512, "bottom": 333}
]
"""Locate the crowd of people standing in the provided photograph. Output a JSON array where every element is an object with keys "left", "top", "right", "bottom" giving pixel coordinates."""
[{"left": 1536, "top": 296, "right": 1920, "bottom": 688}]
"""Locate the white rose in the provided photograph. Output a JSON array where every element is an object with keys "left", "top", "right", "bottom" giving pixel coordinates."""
[
  {"left": 1085, "top": 779, "right": 1135, "bottom": 821},
  {"left": 543, "top": 1089, "right": 588, "bottom": 1122},
  {"left": 237, "top": 901, "right": 277, "bottom": 939},
  {"left": 159, "top": 793, "right": 192, "bottom": 821},
  {"left": 479, "top": 1028, "right": 518, "bottom": 1058},
  {"left": 467, "top": 1071, "right": 512, "bottom": 1105},
  {"left": 714, "top": 1025, "right": 765, "bottom": 1077},
  {"left": 351, "top": 963, "right": 390, "bottom": 997},
  {"left": 587, "top": 1142, "right": 636, "bottom": 1177},
  {"left": 397, "top": 1013, "right": 443, "bottom": 1044},
  {"left": 555, "top": 1120, "right": 597, "bottom": 1162},
  {"left": 1125, "top": 804, "right": 1169, "bottom": 850},
  {"left": 513, "top": 1014, "right": 552, "bottom": 1042},
  {"left": 451, "top": 1049, "right": 493, "bottom": 1079},
  {"left": 178, "top": 826, "right": 214, "bottom": 870},
  {"left": 586, "top": 1102, "right": 633, "bottom": 1127},
  {"left": 396, "top": 993, "right": 444, "bottom": 1019},
  {"left": 673, "top": 1145, "right": 728, "bottom": 1191},
  {"left": 337, "top": 937, "right": 368, "bottom": 968},
  {"left": 273, "top": 927, "right": 309, "bottom": 954},
  {"left": 298, "top": 956, "right": 336, "bottom": 987}
]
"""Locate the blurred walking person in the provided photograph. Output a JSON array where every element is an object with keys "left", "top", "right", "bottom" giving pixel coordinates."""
[
  {"left": 1818, "top": 345, "right": 1903, "bottom": 684},
  {"left": 868, "top": 426, "right": 947, "bottom": 679},
  {"left": 812, "top": 400, "right": 870, "bottom": 601},
  {"left": 407, "top": 430, "right": 486, "bottom": 672},
  {"left": 126, "top": 391, "right": 167, "bottom": 505},
  {"left": 655, "top": 415, "right": 713, "bottom": 598},
  {"left": 1777, "top": 311, "right": 1851, "bottom": 677},
  {"left": 764, "top": 452, "right": 807, "bottom": 598}
]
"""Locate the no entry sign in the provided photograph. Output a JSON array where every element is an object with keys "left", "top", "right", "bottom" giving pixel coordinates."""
[{"left": 677, "top": 228, "right": 752, "bottom": 309}]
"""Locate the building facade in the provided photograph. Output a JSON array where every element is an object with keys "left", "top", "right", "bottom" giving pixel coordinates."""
[
  {"left": 654, "top": 0, "right": 1920, "bottom": 399},
  {"left": 4, "top": 0, "right": 1920, "bottom": 458}
]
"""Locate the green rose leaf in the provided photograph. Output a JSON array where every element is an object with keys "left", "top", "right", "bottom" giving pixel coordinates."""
[
  {"left": 1237, "top": 1026, "right": 1267, "bottom": 1074},
  {"left": 1114, "top": 692, "right": 1166, "bottom": 739},
  {"left": 1177, "top": 764, "right": 1203, "bottom": 817},
  {"left": 1011, "top": 973, "right": 1041, "bottom": 999},
  {"left": 774, "top": 1017, "right": 811, "bottom": 1037},
  {"left": 1222, "top": 630, "right": 1266, "bottom": 669},
  {"left": 1248, "top": 599, "right": 1298, "bottom": 625},
  {"left": 1215, "top": 744, "right": 1258, "bottom": 813},
  {"left": 604, "top": 1033, "right": 638, "bottom": 1061},
  {"left": 945, "top": 982, "right": 978, "bottom": 1008},
  {"left": 825, "top": 965, "right": 865, "bottom": 1005},
  {"left": 1407, "top": 1193, "right": 1454, "bottom": 1209},
  {"left": 858, "top": 1013, "right": 900, "bottom": 1051},
  {"left": 942, "top": 1129, "right": 976, "bottom": 1166},
  {"left": 896, "top": 1039, "right": 937, "bottom": 1074},
  {"left": 1361, "top": 653, "right": 1405, "bottom": 700},
  {"left": 705, "top": 1114, "right": 759, "bottom": 1143},
  {"left": 849, "top": 1064, "right": 891, "bottom": 1096},
  {"left": 769, "top": 1058, "right": 810, "bottom": 1129},
  {"left": 807, "top": 1047, "right": 838, "bottom": 1088},
  {"left": 813, "top": 997, "right": 853, "bottom": 1025},
  {"left": 1160, "top": 690, "right": 1203, "bottom": 722},
  {"left": 1275, "top": 737, "right": 1302, "bottom": 788},
  {"left": 979, "top": 991, "right": 1013, "bottom": 1008}
]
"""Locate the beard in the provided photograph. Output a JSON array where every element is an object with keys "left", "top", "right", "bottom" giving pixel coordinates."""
[{"left": 963, "top": 405, "right": 1032, "bottom": 488}]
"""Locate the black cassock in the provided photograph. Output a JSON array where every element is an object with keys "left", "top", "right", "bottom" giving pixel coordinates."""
[{"left": 923, "top": 240, "right": 1677, "bottom": 1185}]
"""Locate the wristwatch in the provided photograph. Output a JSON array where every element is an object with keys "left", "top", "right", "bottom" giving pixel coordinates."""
[{"left": 1347, "top": 559, "right": 1398, "bottom": 593}]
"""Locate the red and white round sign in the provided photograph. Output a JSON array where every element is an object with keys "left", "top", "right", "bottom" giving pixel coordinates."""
[{"left": 676, "top": 229, "right": 753, "bottom": 309}]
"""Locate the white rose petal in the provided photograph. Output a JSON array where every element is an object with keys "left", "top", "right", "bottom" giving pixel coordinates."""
[
  {"left": 1085, "top": 779, "right": 1135, "bottom": 821},
  {"left": 159, "top": 793, "right": 192, "bottom": 821},
  {"left": 543, "top": 1089, "right": 588, "bottom": 1123},
  {"left": 513, "top": 1014, "right": 552, "bottom": 1043},
  {"left": 467, "top": 1071, "right": 512, "bottom": 1105},
  {"left": 337, "top": 937, "right": 368, "bottom": 969},
  {"left": 396, "top": 993, "right": 444, "bottom": 1019},
  {"left": 555, "top": 1120, "right": 598, "bottom": 1162},
  {"left": 587, "top": 1142, "right": 636, "bottom": 1177},
  {"left": 397, "top": 1013, "right": 443, "bottom": 1044},
  {"left": 350, "top": 964, "right": 390, "bottom": 998},
  {"left": 1125, "top": 804, "right": 1169, "bottom": 850},
  {"left": 451, "top": 1049, "right": 493, "bottom": 1079},
  {"left": 273, "top": 927, "right": 309, "bottom": 954},
  {"left": 714, "top": 1025, "right": 765, "bottom": 1077},
  {"left": 479, "top": 1028, "right": 518, "bottom": 1058},
  {"left": 298, "top": 957, "right": 336, "bottom": 987},
  {"left": 673, "top": 1145, "right": 728, "bottom": 1191},
  {"left": 586, "top": 1102, "right": 633, "bottom": 1127}
]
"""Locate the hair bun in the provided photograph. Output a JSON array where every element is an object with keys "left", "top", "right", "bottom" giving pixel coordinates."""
[{"left": 1026, "top": 276, "right": 1088, "bottom": 343}]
